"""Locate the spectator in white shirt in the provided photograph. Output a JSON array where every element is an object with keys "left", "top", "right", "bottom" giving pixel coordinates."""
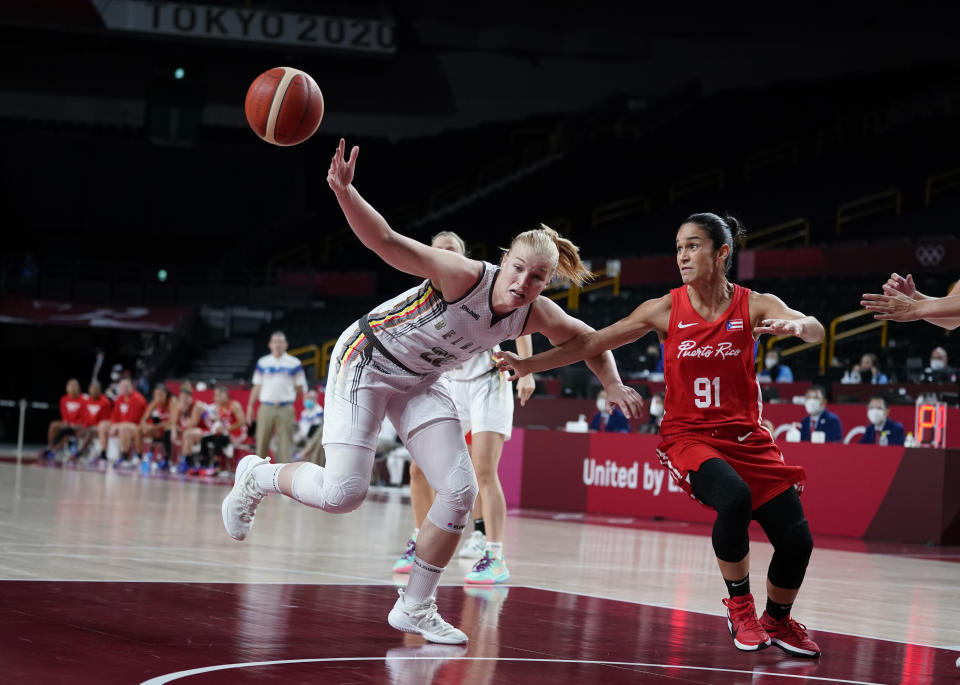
[{"left": 246, "top": 331, "right": 307, "bottom": 462}]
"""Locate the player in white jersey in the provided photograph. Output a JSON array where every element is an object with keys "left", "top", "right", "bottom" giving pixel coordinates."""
[
  {"left": 220, "top": 139, "right": 642, "bottom": 645},
  {"left": 392, "top": 232, "right": 536, "bottom": 585}
]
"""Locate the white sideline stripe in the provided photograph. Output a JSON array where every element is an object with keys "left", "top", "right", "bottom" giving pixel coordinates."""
[{"left": 138, "top": 656, "right": 886, "bottom": 685}]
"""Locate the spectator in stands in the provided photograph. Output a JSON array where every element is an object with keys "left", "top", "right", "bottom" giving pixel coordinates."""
[
  {"left": 42, "top": 378, "right": 86, "bottom": 461},
  {"left": 199, "top": 386, "right": 247, "bottom": 472},
  {"left": 97, "top": 377, "right": 148, "bottom": 465},
  {"left": 294, "top": 389, "right": 325, "bottom": 464},
  {"left": 638, "top": 390, "right": 664, "bottom": 434},
  {"left": 841, "top": 352, "right": 889, "bottom": 385},
  {"left": 858, "top": 395, "right": 904, "bottom": 446},
  {"left": 638, "top": 343, "right": 663, "bottom": 375},
  {"left": 799, "top": 385, "right": 842, "bottom": 443},
  {"left": 246, "top": 331, "right": 307, "bottom": 462},
  {"left": 921, "top": 346, "right": 957, "bottom": 383},
  {"left": 139, "top": 385, "right": 178, "bottom": 463},
  {"left": 757, "top": 348, "right": 793, "bottom": 383},
  {"left": 589, "top": 388, "right": 630, "bottom": 433},
  {"left": 79, "top": 381, "right": 111, "bottom": 457}
]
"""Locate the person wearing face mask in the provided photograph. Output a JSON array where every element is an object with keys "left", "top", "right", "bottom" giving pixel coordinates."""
[
  {"left": 589, "top": 388, "right": 631, "bottom": 433},
  {"left": 294, "top": 389, "right": 325, "bottom": 464},
  {"left": 798, "top": 386, "right": 842, "bottom": 443},
  {"left": 639, "top": 391, "right": 665, "bottom": 434},
  {"left": 922, "top": 346, "right": 957, "bottom": 383},
  {"left": 757, "top": 348, "right": 793, "bottom": 383},
  {"left": 858, "top": 395, "right": 904, "bottom": 446},
  {"left": 841, "top": 352, "right": 889, "bottom": 385}
]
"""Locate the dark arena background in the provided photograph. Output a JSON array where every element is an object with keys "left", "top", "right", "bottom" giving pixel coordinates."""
[{"left": 2, "top": 1, "right": 960, "bottom": 683}]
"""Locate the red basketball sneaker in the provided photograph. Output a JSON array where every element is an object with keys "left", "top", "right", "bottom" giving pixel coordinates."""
[
  {"left": 760, "top": 612, "right": 821, "bottom": 658},
  {"left": 722, "top": 595, "right": 771, "bottom": 651}
]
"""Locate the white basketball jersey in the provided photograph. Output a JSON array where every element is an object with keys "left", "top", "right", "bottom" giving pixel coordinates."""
[
  {"left": 360, "top": 262, "right": 531, "bottom": 377},
  {"left": 446, "top": 346, "right": 500, "bottom": 381}
]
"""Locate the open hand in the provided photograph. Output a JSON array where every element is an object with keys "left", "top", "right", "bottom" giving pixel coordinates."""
[
  {"left": 861, "top": 291, "right": 919, "bottom": 321},
  {"left": 603, "top": 383, "right": 644, "bottom": 420},
  {"left": 883, "top": 272, "right": 918, "bottom": 300},
  {"left": 754, "top": 319, "right": 803, "bottom": 337},
  {"left": 494, "top": 351, "right": 531, "bottom": 381},
  {"left": 327, "top": 138, "right": 359, "bottom": 194}
]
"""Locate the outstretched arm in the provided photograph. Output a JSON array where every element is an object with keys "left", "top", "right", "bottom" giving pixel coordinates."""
[
  {"left": 327, "top": 139, "right": 481, "bottom": 298},
  {"left": 499, "top": 294, "right": 671, "bottom": 377},
  {"left": 866, "top": 274, "right": 960, "bottom": 330},
  {"left": 751, "top": 293, "right": 824, "bottom": 342}
]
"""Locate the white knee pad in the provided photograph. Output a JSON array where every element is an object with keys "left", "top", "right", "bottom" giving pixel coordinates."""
[
  {"left": 291, "top": 462, "right": 369, "bottom": 514},
  {"left": 426, "top": 448, "right": 478, "bottom": 534}
]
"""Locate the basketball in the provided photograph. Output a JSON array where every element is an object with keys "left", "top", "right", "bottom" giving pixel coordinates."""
[{"left": 244, "top": 67, "right": 324, "bottom": 147}]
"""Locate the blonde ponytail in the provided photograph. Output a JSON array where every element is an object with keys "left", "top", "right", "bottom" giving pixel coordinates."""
[{"left": 507, "top": 223, "right": 594, "bottom": 287}]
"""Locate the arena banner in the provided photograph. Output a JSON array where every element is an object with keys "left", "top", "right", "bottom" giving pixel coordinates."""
[
  {"left": 0, "top": 296, "right": 188, "bottom": 332},
  {"left": 92, "top": 1, "right": 396, "bottom": 54},
  {"left": 518, "top": 429, "right": 960, "bottom": 543},
  {"left": 583, "top": 433, "right": 714, "bottom": 523}
]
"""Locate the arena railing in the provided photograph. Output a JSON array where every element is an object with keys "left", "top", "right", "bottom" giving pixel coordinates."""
[
  {"left": 668, "top": 168, "right": 725, "bottom": 207},
  {"left": 827, "top": 309, "right": 889, "bottom": 373},
  {"left": 590, "top": 195, "right": 651, "bottom": 231},
  {"left": 835, "top": 188, "right": 902, "bottom": 237},
  {"left": 546, "top": 267, "right": 620, "bottom": 312},
  {"left": 742, "top": 217, "right": 810, "bottom": 250},
  {"left": 743, "top": 142, "right": 799, "bottom": 182},
  {"left": 925, "top": 168, "right": 960, "bottom": 208},
  {"left": 756, "top": 334, "right": 827, "bottom": 377}
]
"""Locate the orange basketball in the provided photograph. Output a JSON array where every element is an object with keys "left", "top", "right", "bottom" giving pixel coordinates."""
[{"left": 244, "top": 67, "right": 324, "bottom": 146}]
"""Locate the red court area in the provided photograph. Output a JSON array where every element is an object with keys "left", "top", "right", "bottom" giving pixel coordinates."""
[{"left": 5, "top": 583, "right": 955, "bottom": 684}]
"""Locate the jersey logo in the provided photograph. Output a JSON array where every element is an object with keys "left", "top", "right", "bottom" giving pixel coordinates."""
[
  {"left": 737, "top": 432, "right": 752, "bottom": 442},
  {"left": 677, "top": 321, "right": 698, "bottom": 328},
  {"left": 726, "top": 319, "right": 744, "bottom": 331},
  {"left": 434, "top": 320, "right": 447, "bottom": 330}
]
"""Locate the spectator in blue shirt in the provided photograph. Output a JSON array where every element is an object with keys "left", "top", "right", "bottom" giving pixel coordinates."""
[
  {"left": 757, "top": 348, "right": 794, "bottom": 383},
  {"left": 858, "top": 395, "right": 905, "bottom": 446},
  {"left": 589, "top": 389, "right": 630, "bottom": 433},
  {"left": 799, "top": 385, "right": 843, "bottom": 443}
]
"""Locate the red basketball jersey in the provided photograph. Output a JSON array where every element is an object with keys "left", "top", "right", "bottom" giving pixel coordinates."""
[
  {"left": 660, "top": 284, "right": 761, "bottom": 436},
  {"left": 60, "top": 394, "right": 85, "bottom": 424}
]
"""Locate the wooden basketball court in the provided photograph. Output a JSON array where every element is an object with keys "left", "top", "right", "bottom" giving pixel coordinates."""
[{"left": 3, "top": 462, "right": 958, "bottom": 684}]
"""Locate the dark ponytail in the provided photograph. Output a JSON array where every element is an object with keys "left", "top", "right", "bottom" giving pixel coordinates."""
[{"left": 684, "top": 212, "right": 747, "bottom": 275}]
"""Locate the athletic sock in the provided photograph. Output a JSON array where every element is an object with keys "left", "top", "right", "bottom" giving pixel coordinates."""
[
  {"left": 405, "top": 556, "right": 444, "bottom": 605},
  {"left": 485, "top": 541, "right": 503, "bottom": 559},
  {"left": 724, "top": 574, "right": 750, "bottom": 598},
  {"left": 765, "top": 597, "right": 793, "bottom": 621},
  {"left": 252, "top": 462, "right": 287, "bottom": 494},
  {"left": 474, "top": 518, "right": 486, "bottom": 535}
]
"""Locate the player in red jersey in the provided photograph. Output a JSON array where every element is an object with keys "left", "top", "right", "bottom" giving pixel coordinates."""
[
  {"left": 199, "top": 386, "right": 247, "bottom": 471},
  {"left": 497, "top": 213, "right": 825, "bottom": 658},
  {"left": 78, "top": 381, "right": 112, "bottom": 458},
  {"left": 140, "top": 385, "right": 178, "bottom": 464},
  {"left": 97, "top": 377, "right": 148, "bottom": 465},
  {"left": 42, "top": 378, "right": 86, "bottom": 461}
]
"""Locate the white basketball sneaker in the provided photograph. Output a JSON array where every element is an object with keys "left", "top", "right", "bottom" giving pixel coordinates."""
[
  {"left": 387, "top": 589, "right": 468, "bottom": 644},
  {"left": 458, "top": 530, "right": 486, "bottom": 558},
  {"left": 221, "top": 454, "right": 271, "bottom": 541}
]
